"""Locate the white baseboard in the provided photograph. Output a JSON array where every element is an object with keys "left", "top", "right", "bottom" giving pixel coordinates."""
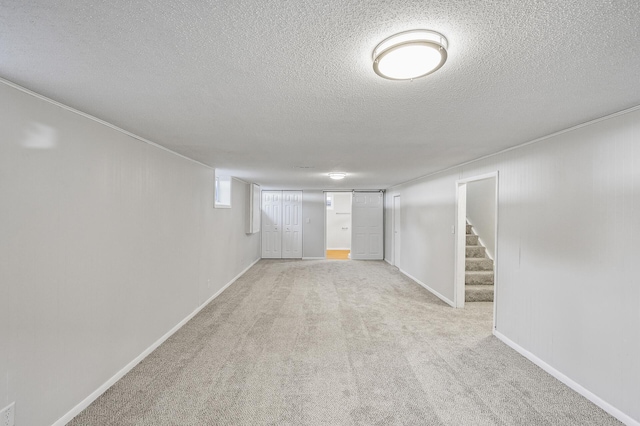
[
  {"left": 398, "top": 268, "right": 456, "bottom": 307},
  {"left": 384, "top": 258, "right": 393, "bottom": 265},
  {"left": 493, "top": 330, "right": 639, "bottom": 426},
  {"left": 302, "top": 257, "right": 325, "bottom": 260},
  {"left": 53, "top": 257, "right": 261, "bottom": 426},
  {"left": 327, "top": 247, "right": 350, "bottom": 250}
]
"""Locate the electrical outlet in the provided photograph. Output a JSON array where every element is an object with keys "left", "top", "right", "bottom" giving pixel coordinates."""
[
  {"left": 1, "top": 402, "right": 15, "bottom": 426},
  {"left": 207, "top": 279, "right": 211, "bottom": 288}
]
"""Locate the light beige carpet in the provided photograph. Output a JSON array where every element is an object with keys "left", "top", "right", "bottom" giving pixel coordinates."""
[{"left": 69, "top": 260, "right": 620, "bottom": 425}]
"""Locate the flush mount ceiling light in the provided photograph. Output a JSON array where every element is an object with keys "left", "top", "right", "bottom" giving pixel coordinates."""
[
  {"left": 372, "top": 29, "right": 448, "bottom": 80},
  {"left": 328, "top": 173, "right": 347, "bottom": 180}
]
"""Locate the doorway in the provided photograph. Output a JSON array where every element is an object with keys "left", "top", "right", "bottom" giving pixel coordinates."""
[
  {"left": 325, "top": 192, "right": 352, "bottom": 260},
  {"left": 455, "top": 173, "right": 498, "bottom": 326}
]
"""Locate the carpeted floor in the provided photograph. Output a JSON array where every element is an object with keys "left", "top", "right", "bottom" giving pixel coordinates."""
[{"left": 69, "top": 260, "right": 620, "bottom": 425}]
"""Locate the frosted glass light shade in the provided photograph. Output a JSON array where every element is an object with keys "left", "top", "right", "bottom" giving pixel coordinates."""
[
  {"left": 373, "top": 30, "right": 448, "bottom": 80},
  {"left": 329, "top": 173, "right": 346, "bottom": 180}
]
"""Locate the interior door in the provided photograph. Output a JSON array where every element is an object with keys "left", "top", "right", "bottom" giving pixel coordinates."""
[
  {"left": 261, "top": 191, "right": 282, "bottom": 258},
  {"left": 281, "top": 191, "right": 302, "bottom": 258},
  {"left": 351, "top": 191, "right": 384, "bottom": 260},
  {"left": 393, "top": 195, "right": 401, "bottom": 267}
]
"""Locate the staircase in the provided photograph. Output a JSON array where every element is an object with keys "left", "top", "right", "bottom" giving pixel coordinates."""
[{"left": 465, "top": 222, "right": 494, "bottom": 302}]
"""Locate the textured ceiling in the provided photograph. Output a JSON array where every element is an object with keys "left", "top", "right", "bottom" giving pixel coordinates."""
[{"left": 1, "top": 0, "right": 639, "bottom": 189}]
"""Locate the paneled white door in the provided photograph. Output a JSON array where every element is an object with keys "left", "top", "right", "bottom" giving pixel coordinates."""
[
  {"left": 351, "top": 192, "right": 384, "bottom": 260},
  {"left": 261, "top": 190, "right": 302, "bottom": 259},
  {"left": 282, "top": 191, "right": 303, "bottom": 258},
  {"left": 261, "top": 191, "right": 282, "bottom": 258}
]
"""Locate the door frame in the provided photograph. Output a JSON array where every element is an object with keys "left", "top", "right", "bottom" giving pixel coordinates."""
[
  {"left": 323, "top": 191, "right": 353, "bottom": 258},
  {"left": 454, "top": 172, "right": 499, "bottom": 329}
]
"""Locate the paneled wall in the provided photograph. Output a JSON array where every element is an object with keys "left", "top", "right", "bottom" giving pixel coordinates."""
[
  {"left": 385, "top": 107, "right": 640, "bottom": 423},
  {"left": 0, "top": 81, "right": 260, "bottom": 426}
]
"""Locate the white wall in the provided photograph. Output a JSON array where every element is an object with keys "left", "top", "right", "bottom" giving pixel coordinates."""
[
  {"left": 302, "top": 190, "right": 325, "bottom": 258},
  {"left": 326, "top": 192, "right": 351, "bottom": 250},
  {"left": 385, "top": 107, "right": 640, "bottom": 423},
  {"left": 0, "top": 81, "right": 260, "bottom": 426},
  {"left": 0, "top": 240, "right": 7, "bottom": 412},
  {"left": 384, "top": 169, "right": 459, "bottom": 300},
  {"left": 466, "top": 178, "right": 496, "bottom": 259}
]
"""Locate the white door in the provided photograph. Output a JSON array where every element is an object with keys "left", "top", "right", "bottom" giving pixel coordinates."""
[
  {"left": 282, "top": 191, "right": 302, "bottom": 258},
  {"left": 261, "top": 191, "right": 282, "bottom": 258},
  {"left": 393, "top": 195, "right": 401, "bottom": 267},
  {"left": 351, "top": 192, "right": 384, "bottom": 260}
]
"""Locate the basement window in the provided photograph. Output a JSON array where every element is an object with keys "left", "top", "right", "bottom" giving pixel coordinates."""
[{"left": 215, "top": 173, "right": 231, "bottom": 208}]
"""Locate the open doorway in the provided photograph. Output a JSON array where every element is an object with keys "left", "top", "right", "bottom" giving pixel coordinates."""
[
  {"left": 455, "top": 173, "right": 498, "bottom": 326},
  {"left": 325, "top": 192, "right": 352, "bottom": 260}
]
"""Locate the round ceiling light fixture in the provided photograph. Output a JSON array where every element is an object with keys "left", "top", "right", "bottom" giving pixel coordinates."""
[
  {"left": 372, "top": 29, "right": 448, "bottom": 80},
  {"left": 328, "top": 173, "right": 347, "bottom": 180}
]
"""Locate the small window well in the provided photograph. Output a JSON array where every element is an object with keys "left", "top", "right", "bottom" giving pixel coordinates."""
[{"left": 215, "top": 173, "right": 231, "bottom": 208}]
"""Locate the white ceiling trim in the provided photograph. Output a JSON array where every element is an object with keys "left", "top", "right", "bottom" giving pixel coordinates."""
[
  {"left": 0, "top": 76, "right": 212, "bottom": 170},
  {"left": 387, "top": 103, "right": 640, "bottom": 190}
]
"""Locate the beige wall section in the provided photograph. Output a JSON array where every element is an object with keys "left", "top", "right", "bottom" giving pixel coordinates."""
[
  {"left": 302, "top": 190, "right": 325, "bottom": 258},
  {"left": 0, "top": 82, "right": 260, "bottom": 426},
  {"left": 0, "top": 242, "right": 7, "bottom": 411},
  {"left": 466, "top": 177, "right": 496, "bottom": 259},
  {"left": 385, "top": 108, "right": 640, "bottom": 423}
]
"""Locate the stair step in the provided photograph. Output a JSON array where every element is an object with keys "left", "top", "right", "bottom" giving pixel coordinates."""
[
  {"left": 465, "top": 246, "right": 486, "bottom": 258},
  {"left": 465, "top": 285, "right": 494, "bottom": 302},
  {"left": 466, "top": 234, "right": 479, "bottom": 245},
  {"left": 465, "top": 271, "right": 494, "bottom": 285},
  {"left": 466, "top": 224, "right": 473, "bottom": 234},
  {"left": 465, "top": 258, "right": 493, "bottom": 271}
]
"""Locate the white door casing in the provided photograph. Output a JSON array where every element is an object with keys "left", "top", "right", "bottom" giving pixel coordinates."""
[
  {"left": 455, "top": 183, "right": 467, "bottom": 308},
  {"left": 351, "top": 192, "right": 384, "bottom": 260},
  {"left": 282, "top": 191, "right": 303, "bottom": 258},
  {"left": 454, "top": 172, "right": 499, "bottom": 332},
  {"left": 261, "top": 191, "right": 282, "bottom": 258}
]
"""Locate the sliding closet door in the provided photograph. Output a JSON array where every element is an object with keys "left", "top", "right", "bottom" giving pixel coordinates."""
[
  {"left": 282, "top": 191, "right": 302, "bottom": 258},
  {"left": 261, "top": 191, "right": 282, "bottom": 258},
  {"left": 351, "top": 191, "right": 384, "bottom": 260}
]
